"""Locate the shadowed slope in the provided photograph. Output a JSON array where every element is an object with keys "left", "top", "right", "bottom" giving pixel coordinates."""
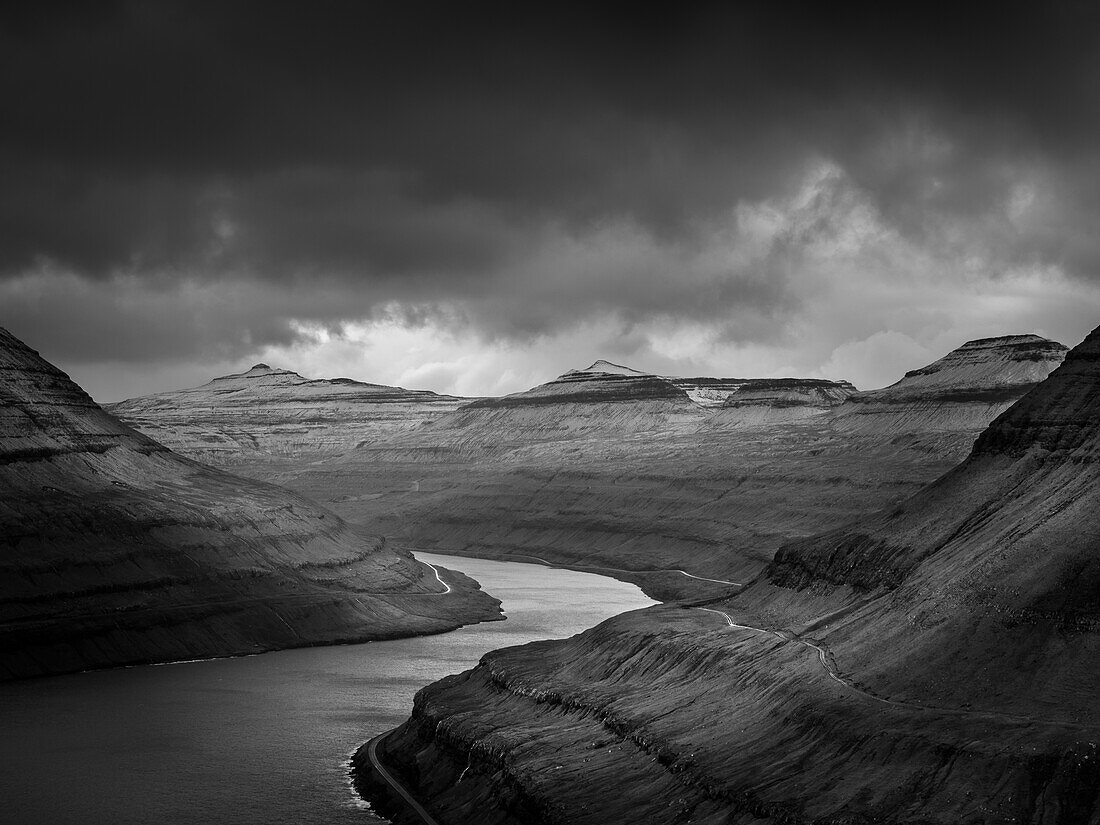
[
  {"left": 0, "top": 328, "right": 499, "bottom": 680},
  {"left": 767, "top": 324, "right": 1100, "bottom": 721}
]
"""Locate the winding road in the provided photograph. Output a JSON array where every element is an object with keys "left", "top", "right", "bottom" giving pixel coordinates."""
[
  {"left": 420, "top": 559, "right": 452, "bottom": 594},
  {"left": 356, "top": 564, "right": 1098, "bottom": 825},
  {"left": 695, "top": 605, "right": 1100, "bottom": 729},
  {"left": 696, "top": 606, "right": 862, "bottom": 696},
  {"left": 364, "top": 731, "right": 441, "bottom": 825}
]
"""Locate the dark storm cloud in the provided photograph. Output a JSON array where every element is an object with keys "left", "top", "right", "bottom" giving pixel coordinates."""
[{"left": 1, "top": 0, "right": 1099, "bottom": 362}]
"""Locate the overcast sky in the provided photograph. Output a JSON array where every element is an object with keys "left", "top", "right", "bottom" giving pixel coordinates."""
[{"left": 3, "top": 1, "right": 1100, "bottom": 401}]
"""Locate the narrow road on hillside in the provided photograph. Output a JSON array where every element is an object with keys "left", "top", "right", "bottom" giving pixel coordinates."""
[
  {"left": 420, "top": 560, "right": 452, "bottom": 593},
  {"left": 364, "top": 731, "right": 441, "bottom": 825},
  {"left": 695, "top": 606, "right": 1100, "bottom": 730},
  {"left": 696, "top": 607, "right": 872, "bottom": 696}
]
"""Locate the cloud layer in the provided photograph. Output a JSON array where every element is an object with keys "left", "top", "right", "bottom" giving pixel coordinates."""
[{"left": 2, "top": 2, "right": 1099, "bottom": 399}]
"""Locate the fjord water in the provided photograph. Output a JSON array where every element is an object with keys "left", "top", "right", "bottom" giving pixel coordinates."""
[{"left": 0, "top": 553, "right": 655, "bottom": 825}]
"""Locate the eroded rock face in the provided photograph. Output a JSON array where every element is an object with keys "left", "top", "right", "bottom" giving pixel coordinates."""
[
  {"left": 0, "top": 328, "right": 499, "bottom": 680},
  {"left": 359, "top": 327, "right": 1100, "bottom": 824},
  {"left": 106, "top": 363, "right": 470, "bottom": 465},
  {"left": 832, "top": 333, "right": 1067, "bottom": 434}
]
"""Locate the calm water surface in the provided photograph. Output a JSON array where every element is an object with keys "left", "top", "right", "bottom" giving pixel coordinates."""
[{"left": 0, "top": 553, "right": 655, "bottom": 824}]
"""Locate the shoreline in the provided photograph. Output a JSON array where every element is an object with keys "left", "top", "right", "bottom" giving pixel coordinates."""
[
  {"left": 350, "top": 730, "right": 441, "bottom": 825},
  {"left": 346, "top": 552, "right": 667, "bottom": 824},
  {"left": 4, "top": 559, "right": 503, "bottom": 684}
]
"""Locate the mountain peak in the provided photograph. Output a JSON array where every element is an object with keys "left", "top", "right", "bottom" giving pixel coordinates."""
[
  {"left": 957, "top": 333, "right": 1061, "bottom": 350},
  {"left": 874, "top": 333, "right": 1067, "bottom": 397},
  {"left": 218, "top": 364, "right": 301, "bottom": 381},
  {"left": 569, "top": 360, "right": 648, "bottom": 377}
]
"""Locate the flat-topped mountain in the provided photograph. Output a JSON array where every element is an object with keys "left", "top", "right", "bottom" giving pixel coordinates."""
[
  {"left": 867, "top": 334, "right": 1067, "bottom": 400},
  {"left": 396, "top": 363, "right": 857, "bottom": 448},
  {"left": 465, "top": 360, "right": 688, "bottom": 408},
  {"left": 832, "top": 333, "right": 1067, "bottom": 436},
  {"left": 0, "top": 328, "right": 498, "bottom": 680},
  {"left": 107, "top": 364, "right": 470, "bottom": 466},
  {"left": 358, "top": 325, "right": 1100, "bottom": 825},
  {"left": 401, "top": 361, "right": 706, "bottom": 448},
  {"left": 169, "top": 362, "right": 452, "bottom": 401},
  {"left": 709, "top": 377, "right": 857, "bottom": 426},
  {"left": 565, "top": 359, "right": 648, "bottom": 377}
]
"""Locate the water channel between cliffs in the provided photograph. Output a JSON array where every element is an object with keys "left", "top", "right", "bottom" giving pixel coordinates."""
[{"left": 0, "top": 552, "right": 656, "bottom": 825}]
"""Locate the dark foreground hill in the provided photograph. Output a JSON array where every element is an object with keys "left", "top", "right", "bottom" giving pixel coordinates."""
[
  {"left": 0, "top": 328, "right": 499, "bottom": 680},
  {"left": 356, "top": 327, "right": 1099, "bottom": 825}
]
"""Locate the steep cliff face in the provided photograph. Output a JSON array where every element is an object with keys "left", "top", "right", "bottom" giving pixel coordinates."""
[
  {"left": 832, "top": 334, "right": 1067, "bottom": 435},
  {"left": 359, "top": 327, "right": 1100, "bottom": 824},
  {"left": 106, "top": 363, "right": 469, "bottom": 466},
  {"left": 0, "top": 329, "right": 499, "bottom": 680}
]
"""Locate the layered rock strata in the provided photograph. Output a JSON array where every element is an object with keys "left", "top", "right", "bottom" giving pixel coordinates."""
[
  {"left": 709, "top": 378, "right": 856, "bottom": 426},
  {"left": 0, "top": 328, "right": 499, "bottom": 680},
  {"left": 393, "top": 361, "right": 708, "bottom": 451},
  {"left": 107, "top": 363, "right": 469, "bottom": 467},
  {"left": 832, "top": 333, "right": 1067, "bottom": 435}
]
